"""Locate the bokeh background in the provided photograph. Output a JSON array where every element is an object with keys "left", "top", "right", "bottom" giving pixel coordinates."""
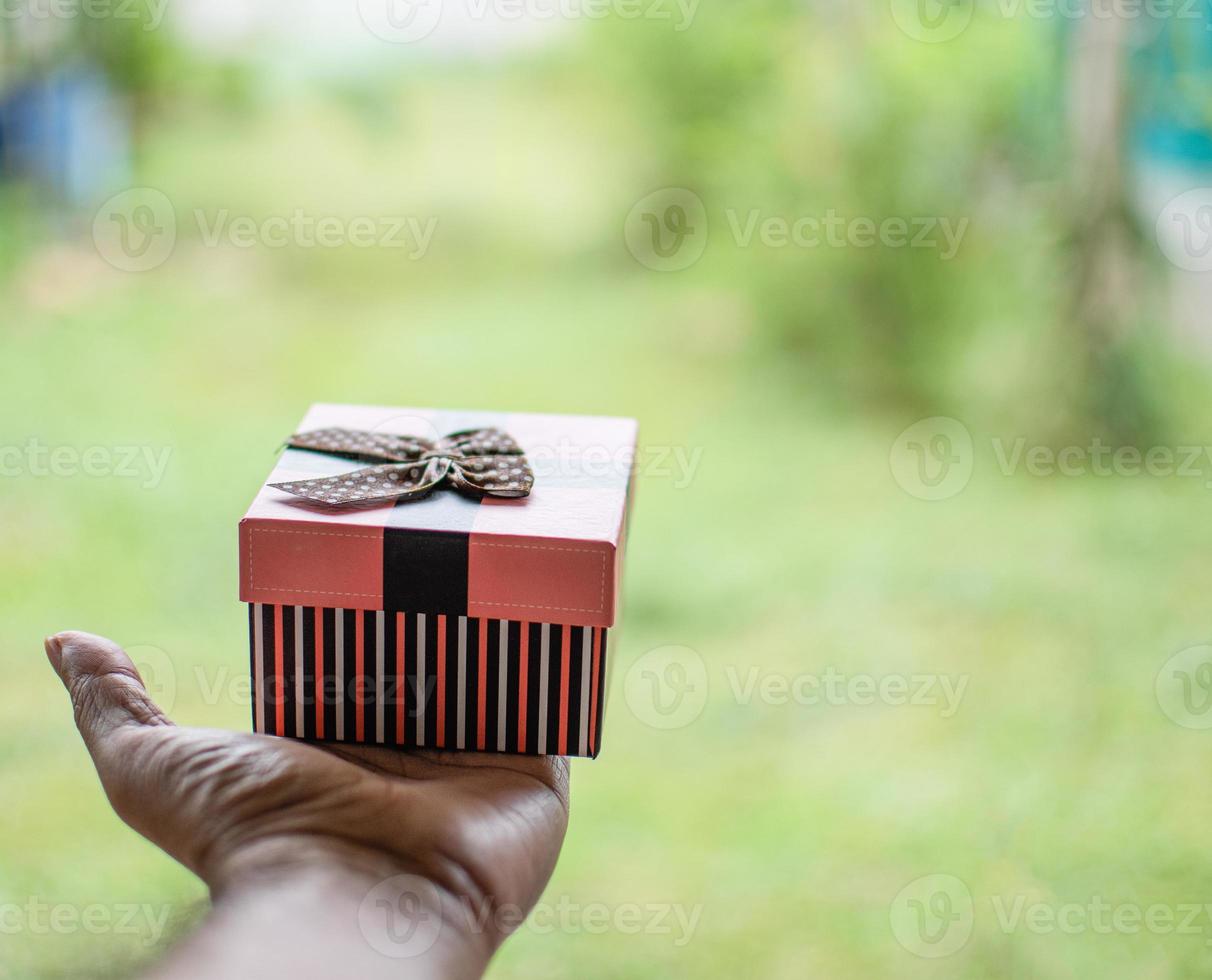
[{"left": 6, "top": 1, "right": 1212, "bottom": 977}]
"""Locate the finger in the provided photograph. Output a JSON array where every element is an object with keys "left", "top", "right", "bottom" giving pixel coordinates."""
[{"left": 45, "top": 630, "right": 174, "bottom": 774}]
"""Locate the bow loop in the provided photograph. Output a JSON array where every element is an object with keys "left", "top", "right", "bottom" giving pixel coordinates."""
[
  {"left": 269, "top": 426, "right": 534, "bottom": 506},
  {"left": 433, "top": 428, "right": 526, "bottom": 459},
  {"left": 285, "top": 427, "right": 434, "bottom": 463}
]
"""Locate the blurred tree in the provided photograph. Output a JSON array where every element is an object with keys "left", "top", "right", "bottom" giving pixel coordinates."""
[
  {"left": 590, "top": 1, "right": 1192, "bottom": 440},
  {"left": 1065, "top": 8, "right": 1159, "bottom": 442}
]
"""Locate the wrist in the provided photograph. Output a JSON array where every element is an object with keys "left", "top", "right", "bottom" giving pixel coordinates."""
[
  {"left": 153, "top": 872, "right": 495, "bottom": 980},
  {"left": 156, "top": 842, "right": 497, "bottom": 980},
  {"left": 204, "top": 835, "right": 412, "bottom": 900}
]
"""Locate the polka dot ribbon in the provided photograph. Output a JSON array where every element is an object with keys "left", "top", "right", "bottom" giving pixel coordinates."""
[{"left": 269, "top": 427, "right": 535, "bottom": 505}]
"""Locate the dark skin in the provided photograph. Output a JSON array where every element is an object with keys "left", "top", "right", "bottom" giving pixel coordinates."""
[{"left": 44, "top": 630, "right": 570, "bottom": 979}]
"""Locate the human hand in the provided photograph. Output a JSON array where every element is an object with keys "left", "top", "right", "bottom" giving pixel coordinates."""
[{"left": 45, "top": 630, "right": 570, "bottom": 979}]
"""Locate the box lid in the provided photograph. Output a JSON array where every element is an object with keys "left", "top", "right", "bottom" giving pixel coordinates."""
[{"left": 239, "top": 404, "right": 637, "bottom": 628}]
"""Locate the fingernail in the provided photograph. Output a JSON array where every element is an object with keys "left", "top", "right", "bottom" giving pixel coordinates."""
[{"left": 44, "top": 635, "right": 63, "bottom": 673}]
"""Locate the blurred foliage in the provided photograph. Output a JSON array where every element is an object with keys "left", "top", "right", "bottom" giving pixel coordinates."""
[
  {"left": 5, "top": 3, "right": 1210, "bottom": 441},
  {"left": 587, "top": 4, "right": 1202, "bottom": 441},
  {"left": 0, "top": 10, "right": 175, "bottom": 99}
]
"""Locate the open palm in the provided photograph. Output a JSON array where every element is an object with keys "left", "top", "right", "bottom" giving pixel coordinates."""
[{"left": 45, "top": 631, "right": 570, "bottom": 975}]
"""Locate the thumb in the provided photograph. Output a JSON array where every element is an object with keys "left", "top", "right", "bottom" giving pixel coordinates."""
[
  {"left": 46, "top": 630, "right": 174, "bottom": 743},
  {"left": 45, "top": 630, "right": 176, "bottom": 816},
  {"left": 45, "top": 631, "right": 265, "bottom": 883}
]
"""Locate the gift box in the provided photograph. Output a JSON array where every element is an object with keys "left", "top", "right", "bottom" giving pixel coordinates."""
[{"left": 238, "top": 403, "right": 636, "bottom": 758}]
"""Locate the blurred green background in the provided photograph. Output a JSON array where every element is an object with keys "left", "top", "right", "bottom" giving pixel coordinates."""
[{"left": 5, "top": 1, "right": 1212, "bottom": 977}]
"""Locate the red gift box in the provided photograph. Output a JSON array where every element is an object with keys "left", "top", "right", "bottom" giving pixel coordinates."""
[{"left": 239, "top": 403, "right": 636, "bottom": 757}]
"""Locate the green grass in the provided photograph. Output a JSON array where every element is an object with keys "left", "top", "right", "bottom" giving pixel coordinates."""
[{"left": 4, "top": 78, "right": 1212, "bottom": 979}]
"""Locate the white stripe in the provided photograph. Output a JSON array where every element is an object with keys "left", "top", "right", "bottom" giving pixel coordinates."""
[
  {"left": 579, "top": 628, "right": 592, "bottom": 755},
  {"left": 375, "top": 610, "right": 386, "bottom": 744},
  {"left": 416, "top": 614, "right": 426, "bottom": 745},
  {"left": 252, "top": 604, "right": 264, "bottom": 733},
  {"left": 294, "top": 606, "right": 305, "bottom": 736},
  {"left": 537, "top": 624, "right": 550, "bottom": 755},
  {"left": 335, "top": 609, "right": 345, "bottom": 741},
  {"left": 456, "top": 617, "right": 467, "bottom": 749},
  {"left": 498, "top": 621, "right": 508, "bottom": 751}
]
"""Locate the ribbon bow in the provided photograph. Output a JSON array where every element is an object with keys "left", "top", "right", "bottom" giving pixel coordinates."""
[{"left": 270, "top": 427, "right": 535, "bottom": 505}]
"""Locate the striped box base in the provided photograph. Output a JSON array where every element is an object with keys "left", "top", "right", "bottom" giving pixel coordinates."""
[{"left": 247, "top": 603, "right": 608, "bottom": 757}]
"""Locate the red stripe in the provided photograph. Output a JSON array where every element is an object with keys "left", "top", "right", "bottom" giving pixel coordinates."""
[
  {"left": 355, "top": 612, "right": 365, "bottom": 742},
  {"left": 314, "top": 607, "right": 324, "bottom": 739},
  {"left": 517, "top": 624, "right": 529, "bottom": 751},
  {"left": 558, "top": 626, "right": 570, "bottom": 755},
  {"left": 589, "top": 627, "right": 602, "bottom": 754},
  {"left": 273, "top": 605, "right": 285, "bottom": 736},
  {"left": 476, "top": 619, "right": 487, "bottom": 750},
  {"left": 436, "top": 615, "right": 447, "bottom": 747},
  {"left": 396, "top": 613, "right": 406, "bottom": 745}
]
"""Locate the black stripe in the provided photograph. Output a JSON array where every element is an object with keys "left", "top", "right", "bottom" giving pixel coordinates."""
[
  {"left": 382, "top": 611, "right": 399, "bottom": 745},
  {"left": 342, "top": 609, "right": 357, "bottom": 740},
  {"left": 460, "top": 615, "right": 475, "bottom": 746},
  {"left": 484, "top": 620, "right": 501, "bottom": 752},
  {"left": 405, "top": 613, "right": 419, "bottom": 746},
  {"left": 525, "top": 623, "right": 542, "bottom": 754},
  {"left": 505, "top": 621, "right": 521, "bottom": 753},
  {"left": 408, "top": 612, "right": 420, "bottom": 747},
  {"left": 361, "top": 610, "right": 376, "bottom": 743},
  {"left": 301, "top": 606, "right": 316, "bottom": 741},
  {"left": 322, "top": 608, "right": 337, "bottom": 740},
  {"left": 261, "top": 604, "right": 277, "bottom": 735},
  {"left": 567, "top": 626, "right": 585, "bottom": 756},
  {"left": 402, "top": 612, "right": 416, "bottom": 744},
  {"left": 592, "top": 629, "right": 609, "bottom": 758},
  {"left": 423, "top": 614, "right": 438, "bottom": 748},
  {"left": 546, "top": 626, "right": 563, "bottom": 754},
  {"left": 280, "top": 606, "right": 296, "bottom": 739},
  {"left": 442, "top": 617, "right": 455, "bottom": 750}
]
